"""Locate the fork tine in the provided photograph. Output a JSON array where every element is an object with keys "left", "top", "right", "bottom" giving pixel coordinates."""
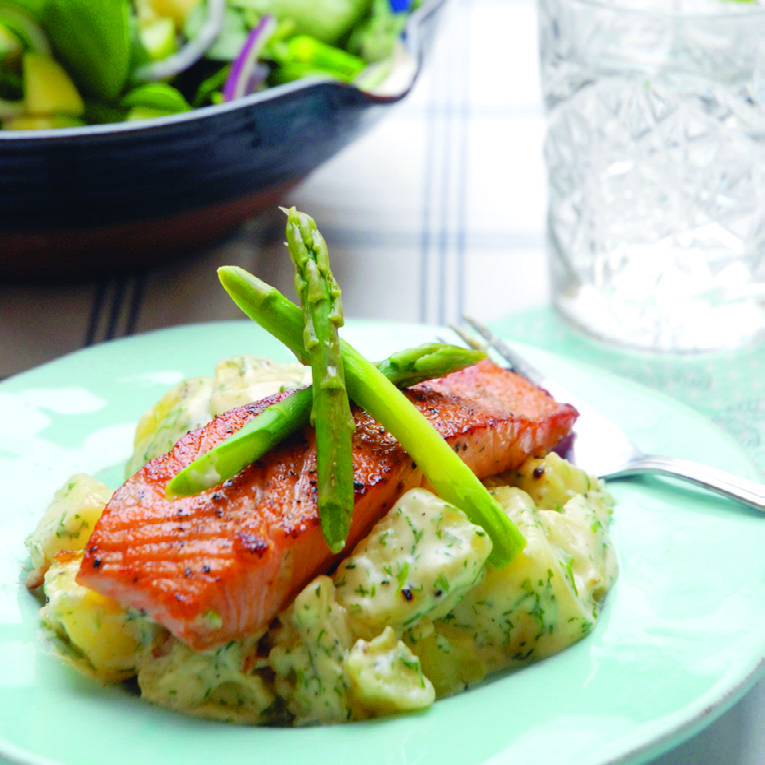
[
  {"left": 448, "top": 323, "right": 487, "bottom": 353},
  {"left": 460, "top": 316, "right": 544, "bottom": 386}
]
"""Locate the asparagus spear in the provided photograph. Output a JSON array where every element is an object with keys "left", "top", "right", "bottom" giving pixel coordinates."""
[
  {"left": 165, "top": 342, "right": 486, "bottom": 500},
  {"left": 218, "top": 265, "right": 526, "bottom": 569},
  {"left": 165, "top": 387, "right": 312, "bottom": 498},
  {"left": 374, "top": 342, "right": 487, "bottom": 384},
  {"left": 283, "top": 207, "right": 355, "bottom": 553}
]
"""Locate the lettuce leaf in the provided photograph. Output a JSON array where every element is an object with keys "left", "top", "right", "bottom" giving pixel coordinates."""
[
  {"left": 231, "top": 0, "right": 373, "bottom": 44},
  {"left": 42, "top": 0, "right": 131, "bottom": 100}
]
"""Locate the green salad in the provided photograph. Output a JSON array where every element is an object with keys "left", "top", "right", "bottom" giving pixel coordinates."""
[{"left": 0, "top": 0, "right": 422, "bottom": 130}]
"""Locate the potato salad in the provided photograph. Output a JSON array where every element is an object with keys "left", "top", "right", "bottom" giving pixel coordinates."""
[{"left": 27, "top": 356, "right": 618, "bottom": 725}]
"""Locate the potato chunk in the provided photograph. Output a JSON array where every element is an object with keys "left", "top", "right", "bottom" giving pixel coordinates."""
[
  {"left": 41, "top": 553, "right": 161, "bottom": 682},
  {"left": 334, "top": 489, "right": 492, "bottom": 638},
  {"left": 26, "top": 473, "right": 112, "bottom": 588},
  {"left": 346, "top": 627, "right": 435, "bottom": 714}
]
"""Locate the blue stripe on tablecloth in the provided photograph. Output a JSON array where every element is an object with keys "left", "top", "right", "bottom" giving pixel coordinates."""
[
  {"left": 84, "top": 280, "right": 108, "bottom": 347},
  {"left": 85, "top": 272, "right": 147, "bottom": 346},
  {"left": 419, "top": 0, "right": 457, "bottom": 324},
  {"left": 418, "top": 30, "right": 438, "bottom": 323},
  {"left": 434, "top": 1, "right": 455, "bottom": 326},
  {"left": 105, "top": 278, "right": 128, "bottom": 341},
  {"left": 416, "top": 0, "right": 476, "bottom": 325},
  {"left": 454, "top": 0, "right": 473, "bottom": 323},
  {"left": 125, "top": 271, "right": 147, "bottom": 336}
]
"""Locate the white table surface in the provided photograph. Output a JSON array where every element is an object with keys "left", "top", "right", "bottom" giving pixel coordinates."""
[{"left": 1, "top": 0, "right": 762, "bottom": 762}]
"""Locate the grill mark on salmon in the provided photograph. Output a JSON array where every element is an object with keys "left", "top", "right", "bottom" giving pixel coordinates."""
[{"left": 78, "top": 360, "right": 577, "bottom": 650}]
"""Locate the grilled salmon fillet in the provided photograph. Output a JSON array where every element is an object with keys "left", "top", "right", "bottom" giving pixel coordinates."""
[{"left": 78, "top": 360, "right": 578, "bottom": 650}]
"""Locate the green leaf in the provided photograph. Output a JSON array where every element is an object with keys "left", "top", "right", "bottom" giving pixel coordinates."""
[
  {"left": 1, "top": 1, "right": 47, "bottom": 18},
  {"left": 230, "top": 0, "right": 373, "bottom": 45},
  {"left": 0, "top": 24, "right": 23, "bottom": 68},
  {"left": 82, "top": 99, "right": 128, "bottom": 126},
  {"left": 184, "top": 4, "right": 248, "bottom": 61},
  {"left": 120, "top": 83, "right": 190, "bottom": 113},
  {"left": 190, "top": 63, "right": 229, "bottom": 107},
  {"left": 269, "top": 36, "right": 366, "bottom": 82},
  {"left": 42, "top": 0, "right": 131, "bottom": 100},
  {"left": 0, "top": 3, "right": 50, "bottom": 55},
  {"left": 347, "top": 0, "right": 407, "bottom": 63}
]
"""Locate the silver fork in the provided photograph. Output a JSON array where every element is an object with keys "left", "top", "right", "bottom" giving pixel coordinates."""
[{"left": 453, "top": 317, "right": 765, "bottom": 512}]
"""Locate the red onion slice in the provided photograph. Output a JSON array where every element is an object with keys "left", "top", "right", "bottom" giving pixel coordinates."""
[{"left": 222, "top": 14, "right": 277, "bottom": 102}]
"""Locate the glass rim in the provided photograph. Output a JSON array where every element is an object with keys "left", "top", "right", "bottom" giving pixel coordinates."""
[{"left": 549, "top": 0, "right": 765, "bottom": 20}]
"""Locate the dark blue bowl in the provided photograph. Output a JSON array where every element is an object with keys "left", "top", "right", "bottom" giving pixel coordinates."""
[{"left": 0, "top": 0, "right": 446, "bottom": 280}]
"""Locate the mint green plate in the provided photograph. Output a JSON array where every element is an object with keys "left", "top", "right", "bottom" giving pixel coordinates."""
[{"left": 0, "top": 321, "right": 762, "bottom": 765}]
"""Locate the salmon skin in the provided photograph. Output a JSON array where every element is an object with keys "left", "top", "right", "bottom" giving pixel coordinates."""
[{"left": 78, "top": 360, "right": 578, "bottom": 650}]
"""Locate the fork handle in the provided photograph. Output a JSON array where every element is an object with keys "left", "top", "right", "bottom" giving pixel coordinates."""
[{"left": 609, "top": 454, "right": 765, "bottom": 511}]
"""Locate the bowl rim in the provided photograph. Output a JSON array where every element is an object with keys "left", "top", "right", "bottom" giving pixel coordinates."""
[{"left": 0, "top": 0, "right": 447, "bottom": 144}]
